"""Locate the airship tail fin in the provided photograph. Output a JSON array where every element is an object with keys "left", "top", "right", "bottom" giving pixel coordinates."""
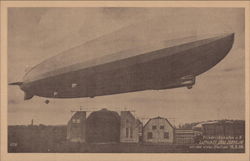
[
  {"left": 9, "top": 82, "right": 34, "bottom": 100},
  {"left": 8, "top": 82, "right": 23, "bottom": 86},
  {"left": 24, "top": 92, "right": 34, "bottom": 100}
]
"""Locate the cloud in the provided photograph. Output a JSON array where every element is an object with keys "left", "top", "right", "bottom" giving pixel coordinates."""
[{"left": 223, "top": 67, "right": 242, "bottom": 72}]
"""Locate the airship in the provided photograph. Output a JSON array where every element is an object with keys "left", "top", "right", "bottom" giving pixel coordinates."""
[{"left": 9, "top": 16, "right": 234, "bottom": 100}]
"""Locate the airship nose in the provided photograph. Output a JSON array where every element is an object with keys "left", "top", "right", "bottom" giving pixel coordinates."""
[
  {"left": 214, "top": 32, "right": 234, "bottom": 41},
  {"left": 224, "top": 32, "right": 235, "bottom": 51},
  {"left": 225, "top": 32, "right": 234, "bottom": 40},
  {"left": 211, "top": 32, "right": 235, "bottom": 62},
  {"left": 215, "top": 32, "right": 235, "bottom": 53}
]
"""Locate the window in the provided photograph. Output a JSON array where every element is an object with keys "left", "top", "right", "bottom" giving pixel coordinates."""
[
  {"left": 126, "top": 128, "right": 129, "bottom": 138},
  {"left": 152, "top": 125, "right": 157, "bottom": 130},
  {"left": 164, "top": 132, "right": 169, "bottom": 139},
  {"left": 72, "top": 119, "right": 80, "bottom": 123},
  {"left": 53, "top": 91, "right": 58, "bottom": 96},
  {"left": 130, "top": 127, "right": 133, "bottom": 138},
  {"left": 147, "top": 132, "right": 153, "bottom": 139},
  {"left": 160, "top": 125, "right": 164, "bottom": 129},
  {"left": 71, "top": 83, "right": 78, "bottom": 88}
]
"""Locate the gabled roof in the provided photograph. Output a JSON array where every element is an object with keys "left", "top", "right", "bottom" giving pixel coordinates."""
[
  {"left": 69, "top": 111, "right": 86, "bottom": 121},
  {"left": 121, "top": 111, "right": 135, "bottom": 120},
  {"left": 143, "top": 116, "right": 175, "bottom": 129}
]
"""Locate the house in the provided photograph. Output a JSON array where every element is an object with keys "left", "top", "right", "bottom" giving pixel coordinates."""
[
  {"left": 120, "top": 111, "right": 143, "bottom": 143},
  {"left": 143, "top": 116, "right": 175, "bottom": 144},
  {"left": 67, "top": 111, "right": 86, "bottom": 143}
]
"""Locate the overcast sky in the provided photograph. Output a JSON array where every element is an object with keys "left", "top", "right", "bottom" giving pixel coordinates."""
[{"left": 7, "top": 8, "right": 245, "bottom": 126}]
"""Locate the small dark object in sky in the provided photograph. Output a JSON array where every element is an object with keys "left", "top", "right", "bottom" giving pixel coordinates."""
[{"left": 45, "top": 100, "right": 50, "bottom": 104}]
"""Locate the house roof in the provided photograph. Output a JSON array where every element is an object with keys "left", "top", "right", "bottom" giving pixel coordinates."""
[{"left": 143, "top": 116, "right": 175, "bottom": 129}]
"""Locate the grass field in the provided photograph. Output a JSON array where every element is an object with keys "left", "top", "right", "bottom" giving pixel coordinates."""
[{"left": 8, "top": 125, "right": 244, "bottom": 153}]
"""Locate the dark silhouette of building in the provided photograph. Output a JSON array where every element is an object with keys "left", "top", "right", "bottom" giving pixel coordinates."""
[
  {"left": 67, "top": 111, "right": 86, "bottom": 143},
  {"left": 86, "top": 108, "right": 120, "bottom": 143},
  {"left": 202, "top": 120, "right": 245, "bottom": 136}
]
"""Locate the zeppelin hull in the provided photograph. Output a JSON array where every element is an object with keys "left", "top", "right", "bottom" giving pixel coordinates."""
[{"left": 19, "top": 33, "right": 234, "bottom": 99}]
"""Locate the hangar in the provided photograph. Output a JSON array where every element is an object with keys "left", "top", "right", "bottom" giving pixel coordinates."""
[{"left": 86, "top": 108, "right": 120, "bottom": 143}]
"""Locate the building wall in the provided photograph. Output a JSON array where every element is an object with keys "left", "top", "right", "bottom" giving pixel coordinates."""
[
  {"left": 120, "top": 111, "right": 142, "bottom": 143},
  {"left": 203, "top": 122, "right": 245, "bottom": 136},
  {"left": 67, "top": 111, "right": 86, "bottom": 143},
  {"left": 137, "top": 120, "right": 143, "bottom": 142},
  {"left": 175, "top": 129, "right": 194, "bottom": 144},
  {"left": 143, "top": 117, "right": 174, "bottom": 144}
]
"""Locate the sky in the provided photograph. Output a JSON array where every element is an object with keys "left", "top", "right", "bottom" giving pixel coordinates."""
[{"left": 7, "top": 7, "right": 245, "bottom": 126}]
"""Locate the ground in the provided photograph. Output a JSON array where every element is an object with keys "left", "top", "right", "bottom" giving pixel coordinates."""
[{"left": 8, "top": 125, "right": 244, "bottom": 153}]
